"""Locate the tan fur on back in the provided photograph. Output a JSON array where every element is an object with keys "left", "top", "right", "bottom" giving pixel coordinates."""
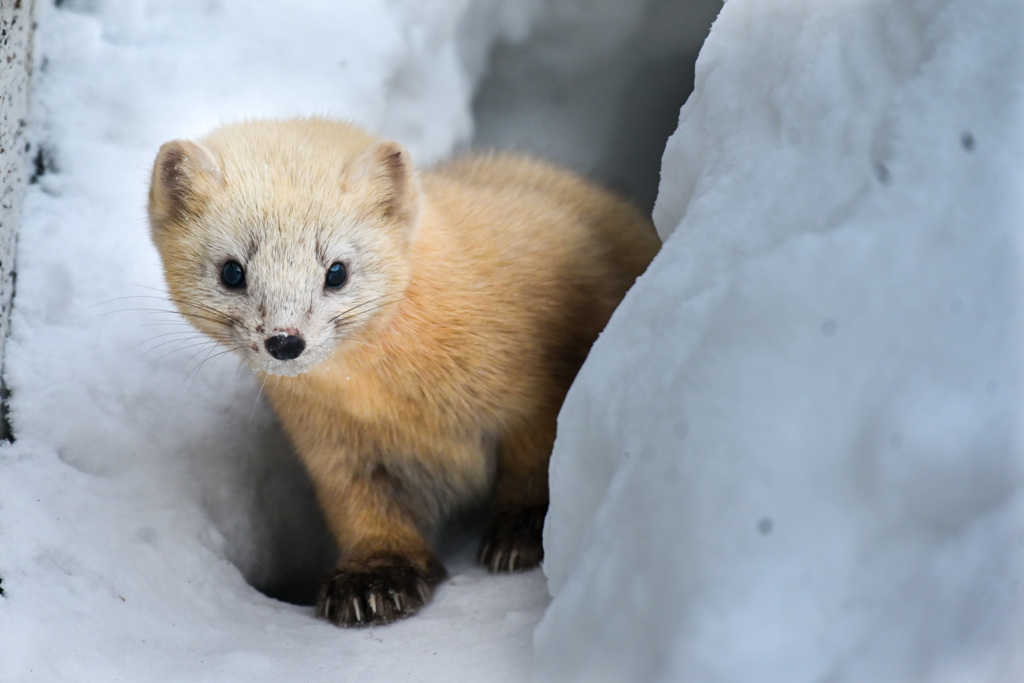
[{"left": 148, "top": 117, "right": 660, "bottom": 626}]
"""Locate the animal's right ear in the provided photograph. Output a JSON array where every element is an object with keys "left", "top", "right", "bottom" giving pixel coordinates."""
[
  {"left": 345, "top": 140, "right": 420, "bottom": 229},
  {"left": 148, "top": 139, "right": 223, "bottom": 234}
]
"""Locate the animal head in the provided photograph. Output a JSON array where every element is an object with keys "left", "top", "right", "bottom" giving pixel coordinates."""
[{"left": 148, "top": 119, "right": 419, "bottom": 376}]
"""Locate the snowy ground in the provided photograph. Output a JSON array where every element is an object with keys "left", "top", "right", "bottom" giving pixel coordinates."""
[{"left": 3, "top": 0, "right": 1023, "bottom": 681}]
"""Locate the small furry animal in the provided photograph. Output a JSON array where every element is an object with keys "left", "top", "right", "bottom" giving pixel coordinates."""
[{"left": 148, "top": 118, "right": 659, "bottom": 626}]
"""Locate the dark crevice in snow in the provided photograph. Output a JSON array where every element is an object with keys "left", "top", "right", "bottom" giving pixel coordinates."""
[
  {"left": 472, "top": 48, "right": 699, "bottom": 213},
  {"left": 216, "top": 432, "right": 339, "bottom": 607},
  {"left": 471, "top": 1, "right": 720, "bottom": 214},
  {"left": 1, "top": 382, "right": 12, "bottom": 442},
  {"left": 28, "top": 143, "right": 55, "bottom": 184}
]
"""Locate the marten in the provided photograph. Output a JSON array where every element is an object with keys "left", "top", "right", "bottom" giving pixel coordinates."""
[{"left": 147, "top": 117, "right": 659, "bottom": 626}]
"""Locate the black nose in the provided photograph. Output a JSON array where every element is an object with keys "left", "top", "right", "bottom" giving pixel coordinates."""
[{"left": 264, "top": 334, "right": 306, "bottom": 361}]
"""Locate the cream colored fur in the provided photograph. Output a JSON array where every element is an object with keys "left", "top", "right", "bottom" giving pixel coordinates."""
[{"left": 148, "top": 117, "right": 660, "bottom": 626}]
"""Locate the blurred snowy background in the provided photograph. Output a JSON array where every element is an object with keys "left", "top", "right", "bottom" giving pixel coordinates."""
[{"left": 1, "top": 0, "right": 1022, "bottom": 681}]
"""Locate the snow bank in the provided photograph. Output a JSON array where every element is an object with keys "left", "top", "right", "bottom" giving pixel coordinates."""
[{"left": 536, "top": 0, "right": 1024, "bottom": 681}]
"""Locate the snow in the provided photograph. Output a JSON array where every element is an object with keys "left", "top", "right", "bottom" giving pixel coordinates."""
[
  {"left": 536, "top": 0, "right": 1024, "bottom": 681},
  {"left": 3, "top": 0, "right": 1022, "bottom": 681}
]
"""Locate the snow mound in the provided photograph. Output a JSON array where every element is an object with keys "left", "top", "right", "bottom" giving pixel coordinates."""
[{"left": 536, "top": 0, "right": 1024, "bottom": 681}]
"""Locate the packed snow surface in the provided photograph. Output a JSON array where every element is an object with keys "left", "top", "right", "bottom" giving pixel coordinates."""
[{"left": 536, "top": 0, "right": 1024, "bottom": 681}]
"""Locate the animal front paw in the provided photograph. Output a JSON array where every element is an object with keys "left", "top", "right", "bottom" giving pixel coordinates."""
[
  {"left": 478, "top": 504, "right": 547, "bottom": 572},
  {"left": 315, "top": 553, "right": 447, "bottom": 627}
]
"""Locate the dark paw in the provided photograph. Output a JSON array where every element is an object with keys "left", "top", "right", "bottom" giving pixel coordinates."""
[
  {"left": 477, "top": 504, "right": 547, "bottom": 573},
  {"left": 315, "top": 554, "right": 447, "bottom": 627}
]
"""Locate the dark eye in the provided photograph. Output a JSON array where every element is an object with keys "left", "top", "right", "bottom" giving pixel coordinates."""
[
  {"left": 221, "top": 261, "right": 246, "bottom": 289},
  {"left": 325, "top": 262, "right": 348, "bottom": 289}
]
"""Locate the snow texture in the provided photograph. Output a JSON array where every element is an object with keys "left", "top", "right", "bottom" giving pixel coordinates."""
[{"left": 536, "top": 0, "right": 1024, "bottom": 681}]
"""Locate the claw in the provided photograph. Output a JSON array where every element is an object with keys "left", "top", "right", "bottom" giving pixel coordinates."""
[
  {"left": 351, "top": 597, "right": 363, "bottom": 623},
  {"left": 477, "top": 504, "right": 547, "bottom": 573},
  {"left": 315, "top": 554, "right": 447, "bottom": 627},
  {"left": 492, "top": 548, "right": 507, "bottom": 572},
  {"left": 317, "top": 596, "right": 330, "bottom": 620}
]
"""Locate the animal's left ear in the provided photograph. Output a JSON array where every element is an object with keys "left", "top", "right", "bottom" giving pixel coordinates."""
[
  {"left": 346, "top": 140, "right": 420, "bottom": 228},
  {"left": 148, "top": 139, "right": 224, "bottom": 238}
]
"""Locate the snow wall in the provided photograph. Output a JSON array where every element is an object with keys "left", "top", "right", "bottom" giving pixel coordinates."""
[{"left": 536, "top": 0, "right": 1024, "bottom": 681}]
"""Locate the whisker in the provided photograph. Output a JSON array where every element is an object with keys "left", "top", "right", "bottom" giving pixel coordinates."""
[
  {"left": 184, "top": 340, "right": 225, "bottom": 376},
  {"left": 176, "top": 310, "right": 241, "bottom": 328},
  {"left": 332, "top": 301, "right": 406, "bottom": 331},
  {"left": 98, "top": 307, "right": 181, "bottom": 318},
  {"left": 328, "top": 295, "right": 406, "bottom": 326},
  {"left": 101, "top": 290, "right": 246, "bottom": 329},
  {"left": 146, "top": 338, "right": 223, "bottom": 360},
  {"left": 102, "top": 304, "right": 237, "bottom": 331},
  {"left": 249, "top": 372, "right": 270, "bottom": 424},
  {"left": 128, "top": 283, "right": 177, "bottom": 295},
  {"left": 176, "top": 304, "right": 245, "bottom": 328},
  {"left": 136, "top": 326, "right": 234, "bottom": 351},
  {"left": 93, "top": 294, "right": 176, "bottom": 307},
  {"left": 186, "top": 344, "right": 246, "bottom": 391},
  {"left": 151, "top": 339, "right": 222, "bottom": 364},
  {"left": 138, "top": 320, "right": 202, "bottom": 328},
  {"left": 135, "top": 332, "right": 207, "bottom": 354},
  {"left": 235, "top": 356, "right": 251, "bottom": 379}
]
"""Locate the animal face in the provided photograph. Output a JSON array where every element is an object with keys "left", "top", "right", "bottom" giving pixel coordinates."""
[{"left": 148, "top": 121, "right": 419, "bottom": 376}]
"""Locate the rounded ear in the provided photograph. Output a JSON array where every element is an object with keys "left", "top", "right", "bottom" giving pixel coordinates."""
[
  {"left": 345, "top": 140, "right": 420, "bottom": 227},
  {"left": 148, "top": 139, "right": 223, "bottom": 235}
]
